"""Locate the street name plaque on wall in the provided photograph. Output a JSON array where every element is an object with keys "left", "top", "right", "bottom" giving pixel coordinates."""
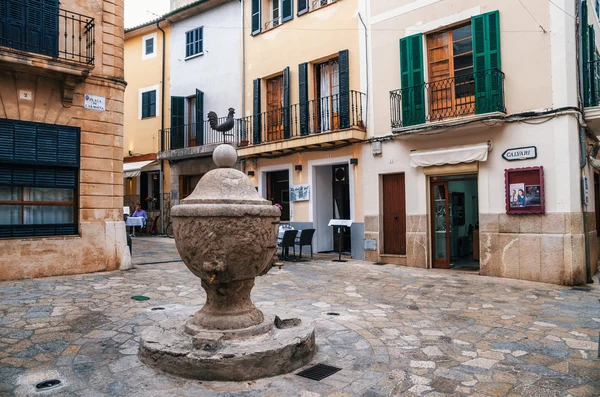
[{"left": 502, "top": 146, "right": 537, "bottom": 161}]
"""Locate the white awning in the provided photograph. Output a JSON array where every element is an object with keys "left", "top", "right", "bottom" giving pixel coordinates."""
[
  {"left": 123, "top": 160, "right": 156, "bottom": 178},
  {"left": 409, "top": 142, "right": 491, "bottom": 168}
]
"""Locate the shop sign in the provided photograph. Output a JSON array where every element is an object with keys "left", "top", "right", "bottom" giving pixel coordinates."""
[
  {"left": 502, "top": 146, "right": 537, "bottom": 161},
  {"left": 84, "top": 94, "right": 106, "bottom": 111}
]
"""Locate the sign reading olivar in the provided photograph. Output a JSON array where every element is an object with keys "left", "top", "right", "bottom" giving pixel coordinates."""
[{"left": 502, "top": 146, "right": 537, "bottom": 161}]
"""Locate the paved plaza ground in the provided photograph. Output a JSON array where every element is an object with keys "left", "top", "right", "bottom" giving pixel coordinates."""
[{"left": 0, "top": 237, "right": 599, "bottom": 397}]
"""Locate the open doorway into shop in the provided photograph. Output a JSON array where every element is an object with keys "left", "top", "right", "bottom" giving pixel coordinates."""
[
  {"left": 266, "top": 170, "right": 290, "bottom": 221},
  {"left": 313, "top": 164, "right": 351, "bottom": 254},
  {"left": 431, "top": 174, "right": 479, "bottom": 270}
]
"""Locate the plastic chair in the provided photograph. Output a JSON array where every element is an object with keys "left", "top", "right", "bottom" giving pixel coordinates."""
[
  {"left": 295, "top": 229, "right": 315, "bottom": 260},
  {"left": 278, "top": 230, "right": 298, "bottom": 261}
]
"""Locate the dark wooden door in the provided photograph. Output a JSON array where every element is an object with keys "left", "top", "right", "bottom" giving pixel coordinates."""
[
  {"left": 382, "top": 173, "right": 406, "bottom": 255},
  {"left": 431, "top": 181, "right": 450, "bottom": 269}
]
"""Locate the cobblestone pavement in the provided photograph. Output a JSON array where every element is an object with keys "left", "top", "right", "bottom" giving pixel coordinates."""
[{"left": 1, "top": 237, "right": 599, "bottom": 397}]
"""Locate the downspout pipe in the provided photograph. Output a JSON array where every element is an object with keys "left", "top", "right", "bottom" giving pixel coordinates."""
[
  {"left": 575, "top": 0, "right": 592, "bottom": 284},
  {"left": 157, "top": 19, "right": 166, "bottom": 235}
]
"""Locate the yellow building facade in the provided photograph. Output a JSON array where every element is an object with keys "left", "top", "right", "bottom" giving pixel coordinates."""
[
  {"left": 123, "top": 22, "right": 171, "bottom": 228},
  {"left": 240, "top": 0, "right": 368, "bottom": 259}
]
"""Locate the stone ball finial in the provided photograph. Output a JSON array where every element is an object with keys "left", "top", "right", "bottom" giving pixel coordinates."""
[{"left": 213, "top": 144, "right": 237, "bottom": 168}]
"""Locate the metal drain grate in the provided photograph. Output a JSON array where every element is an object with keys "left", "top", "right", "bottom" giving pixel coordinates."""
[{"left": 296, "top": 363, "right": 342, "bottom": 381}]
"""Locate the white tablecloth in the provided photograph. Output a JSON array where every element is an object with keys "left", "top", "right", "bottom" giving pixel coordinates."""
[
  {"left": 125, "top": 217, "right": 145, "bottom": 227},
  {"left": 278, "top": 227, "right": 301, "bottom": 244}
]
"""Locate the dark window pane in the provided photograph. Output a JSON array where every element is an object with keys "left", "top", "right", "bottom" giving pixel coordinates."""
[
  {"left": 145, "top": 38, "right": 154, "bottom": 55},
  {"left": 453, "top": 24, "right": 472, "bottom": 41},
  {"left": 455, "top": 67, "right": 474, "bottom": 79},
  {"left": 453, "top": 39, "right": 472, "bottom": 55},
  {"left": 25, "top": 187, "right": 73, "bottom": 202},
  {"left": 24, "top": 206, "right": 73, "bottom": 224},
  {"left": 454, "top": 54, "right": 473, "bottom": 70},
  {"left": 0, "top": 187, "right": 22, "bottom": 201}
]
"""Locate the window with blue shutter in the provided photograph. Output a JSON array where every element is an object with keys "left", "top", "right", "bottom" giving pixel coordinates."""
[
  {"left": 297, "top": 0, "right": 308, "bottom": 16},
  {"left": 170, "top": 96, "right": 185, "bottom": 149},
  {"left": 0, "top": 119, "right": 79, "bottom": 238},
  {"left": 2, "top": 0, "right": 59, "bottom": 57},
  {"left": 298, "top": 63, "right": 309, "bottom": 136},
  {"left": 282, "top": 0, "right": 293, "bottom": 22},
  {"left": 185, "top": 27, "right": 203, "bottom": 58},
  {"left": 145, "top": 37, "right": 154, "bottom": 55},
  {"left": 251, "top": 0, "right": 261, "bottom": 35},
  {"left": 141, "top": 90, "right": 157, "bottom": 119}
]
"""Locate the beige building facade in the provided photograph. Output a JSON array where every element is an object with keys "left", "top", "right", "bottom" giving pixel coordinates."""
[
  {"left": 363, "top": 0, "right": 599, "bottom": 285},
  {"left": 0, "top": 0, "right": 130, "bottom": 280},
  {"left": 240, "top": 0, "right": 369, "bottom": 259}
]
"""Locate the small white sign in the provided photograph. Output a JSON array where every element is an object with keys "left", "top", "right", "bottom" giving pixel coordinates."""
[
  {"left": 84, "top": 94, "right": 106, "bottom": 111},
  {"left": 328, "top": 219, "right": 353, "bottom": 227},
  {"left": 289, "top": 184, "right": 310, "bottom": 202},
  {"left": 19, "top": 90, "right": 32, "bottom": 100},
  {"left": 502, "top": 146, "right": 537, "bottom": 161}
]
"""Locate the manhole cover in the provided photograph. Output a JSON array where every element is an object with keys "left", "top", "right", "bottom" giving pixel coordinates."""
[
  {"left": 35, "top": 379, "right": 61, "bottom": 390},
  {"left": 131, "top": 296, "right": 150, "bottom": 301},
  {"left": 151, "top": 307, "right": 165, "bottom": 311},
  {"left": 297, "top": 363, "right": 342, "bottom": 381},
  {"left": 326, "top": 312, "right": 340, "bottom": 316}
]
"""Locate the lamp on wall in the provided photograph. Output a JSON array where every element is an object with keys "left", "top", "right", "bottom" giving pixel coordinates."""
[
  {"left": 350, "top": 158, "right": 359, "bottom": 166},
  {"left": 295, "top": 165, "right": 303, "bottom": 172},
  {"left": 247, "top": 170, "right": 255, "bottom": 177}
]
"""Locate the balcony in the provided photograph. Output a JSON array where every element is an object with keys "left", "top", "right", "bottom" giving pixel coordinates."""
[
  {"left": 390, "top": 68, "right": 505, "bottom": 134},
  {"left": 238, "top": 90, "right": 366, "bottom": 158},
  {"left": 158, "top": 118, "right": 242, "bottom": 161},
  {"left": 0, "top": 8, "right": 95, "bottom": 77},
  {"left": 584, "top": 60, "right": 600, "bottom": 133}
]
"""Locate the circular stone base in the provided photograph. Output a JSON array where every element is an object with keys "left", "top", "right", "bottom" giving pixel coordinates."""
[{"left": 138, "top": 317, "right": 316, "bottom": 381}]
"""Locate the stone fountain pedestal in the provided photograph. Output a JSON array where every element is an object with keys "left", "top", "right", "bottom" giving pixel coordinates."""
[{"left": 138, "top": 144, "right": 315, "bottom": 381}]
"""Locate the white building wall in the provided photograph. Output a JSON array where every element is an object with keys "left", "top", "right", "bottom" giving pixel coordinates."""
[{"left": 169, "top": 1, "right": 242, "bottom": 118}]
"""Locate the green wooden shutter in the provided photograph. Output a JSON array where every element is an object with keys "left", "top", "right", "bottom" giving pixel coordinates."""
[
  {"left": 253, "top": 78, "right": 262, "bottom": 144},
  {"left": 141, "top": 92, "right": 149, "bottom": 118},
  {"left": 170, "top": 96, "right": 185, "bottom": 149},
  {"left": 582, "top": 1, "right": 590, "bottom": 106},
  {"left": 297, "top": 0, "right": 308, "bottom": 15},
  {"left": 399, "top": 34, "right": 425, "bottom": 126},
  {"left": 251, "top": 0, "right": 261, "bottom": 35},
  {"left": 590, "top": 26, "right": 598, "bottom": 106},
  {"left": 283, "top": 67, "right": 291, "bottom": 139},
  {"left": 282, "top": 0, "right": 293, "bottom": 22},
  {"left": 472, "top": 10, "right": 502, "bottom": 114},
  {"left": 299, "top": 62, "right": 309, "bottom": 136},
  {"left": 196, "top": 89, "right": 204, "bottom": 145},
  {"left": 0, "top": 0, "right": 5, "bottom": 47},
  {"left": 338, "top": 49, "right": 350, "bottom": 129},
  {"left": 6, "top": 0, "right": 25, "bottom": 50},
  {"left": 26, "top": 0, "right": 43, "bottom": 53},
  {"left": 42, "top": 0, "right": 59, "bottom": 57},
  {"left": 149, "top": 90, "right": 156, "bottom": 117}
]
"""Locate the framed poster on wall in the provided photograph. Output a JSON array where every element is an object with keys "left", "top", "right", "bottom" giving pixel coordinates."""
[{"left": 505, "top": 166, "right": 545, "bottom": 214}]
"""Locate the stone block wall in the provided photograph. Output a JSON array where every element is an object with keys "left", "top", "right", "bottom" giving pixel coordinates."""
[{"left": 0, "top": 0, "right": 129, "bottom": 281}]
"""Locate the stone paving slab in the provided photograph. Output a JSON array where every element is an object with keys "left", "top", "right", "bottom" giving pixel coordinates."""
[{"left": 0, "top": 237, "right": 599, "bottom": 397}]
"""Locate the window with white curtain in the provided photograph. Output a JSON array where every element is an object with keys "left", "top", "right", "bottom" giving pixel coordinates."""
[{"left": 0, "top": 187, "right": 75, "bottom": 225}]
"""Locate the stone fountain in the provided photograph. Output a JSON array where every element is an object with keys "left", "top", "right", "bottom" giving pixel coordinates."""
[{"left": 138, "top": 144, "right": 316, "bottom": 381}]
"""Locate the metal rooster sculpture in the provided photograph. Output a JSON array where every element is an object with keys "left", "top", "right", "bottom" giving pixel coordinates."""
[{"left": 207, "top": 108, "right": 235, "bottom": 134}]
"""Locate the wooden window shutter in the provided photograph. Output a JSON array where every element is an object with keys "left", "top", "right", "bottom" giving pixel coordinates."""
[
  {"left": 283, "top": 67, "right": 291, "bottom": 138},
  {"left": 251, "top": 0, "right": 261, "bottom": 35},
  {"left": 141, "top": 92, "right": 149, "bottom": 118},
  {"left": 253, "top": 78, "right": 262, "bottom": 144},
  {"left": 170, "top": 96, "right": 185, "bottom": 149},
  {"left": 196, "top": 89, "right": 204, "bottom": 145},
  {"left": 26, "top": 0, "right": 43, "bottom": 53},
  {"left": 282, "top": 0, "right": 293, "bottom": 22},
  {"left": 338, "top": 49, "right": 350, "bottom": 129},
  {"left": 590, "top": 26, "right": 597, "bottom": 106},
  {"left": 42, "top": 0, "right": 59, "bottom": 57},
  {"left": 297, "top": 0, "right": 308, "bottom": 16},
  {"left": 399, "top": 34, "right": 425, "bottom": 126},
  {"left": 298, "top": 62, "right": 309, "bottom": 136},
  {"left": 149, "top": 90, "right": 156, "bottom": 117},
  {"left": 472, "top": 11, "right": 502, "bottom": 114},
  {"left": 6, "top": 0, "right": 25, "bottom": 50}
]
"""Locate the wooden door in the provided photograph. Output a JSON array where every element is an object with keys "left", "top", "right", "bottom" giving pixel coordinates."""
[
  {"left": 266, "top": 75, "right": 283, "bottom": 141},
  {"left": 431, "top": 181, "right": 450, "bottom": 268},
  {"left": 382, "top": 173, "right": 406, "bottom": 255}
]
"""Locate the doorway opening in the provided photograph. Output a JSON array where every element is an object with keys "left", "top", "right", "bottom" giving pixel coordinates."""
[
  {"left": 431, "top": 174, "right": 479, "bottom": 270},
  {"left": 313, "top": 163, "right": 351, "bottom": 254},
  {"left": 266, "top": 170, "right": 290, "bottom": 221}
]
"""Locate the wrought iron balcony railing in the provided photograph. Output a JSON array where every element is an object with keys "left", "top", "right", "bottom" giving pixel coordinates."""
[
  {"left": 0, "top": 8, "right": 95, "bottom": 66},
  {"left": 162, "top": 117, "right": 242, "bottom": 152},
  {"left": 241, "top": 90, "right": 365, "bottom": 145},
  {"left": 390, "top": 68, "right": 505, "bottom": 128}
]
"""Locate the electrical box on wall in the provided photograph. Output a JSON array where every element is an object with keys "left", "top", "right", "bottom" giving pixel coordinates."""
[
  {"left": 364, "top": 239, "right": 377, "bottom": 251},
  {"left": 372, "top": 141, "right": 382, "bottom": 156}
]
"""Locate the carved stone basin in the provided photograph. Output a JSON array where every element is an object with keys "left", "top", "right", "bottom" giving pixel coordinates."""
[{"left": 138, "top": 144, "right": 315, "bottom": 381}]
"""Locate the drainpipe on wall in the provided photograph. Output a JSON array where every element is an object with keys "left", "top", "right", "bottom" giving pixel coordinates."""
[
  {"left": 575, "top": 0, "right": 592, "bottom": 284},
  {"left": 157, "top": 19, "right": 166, "bottom": 235}
]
